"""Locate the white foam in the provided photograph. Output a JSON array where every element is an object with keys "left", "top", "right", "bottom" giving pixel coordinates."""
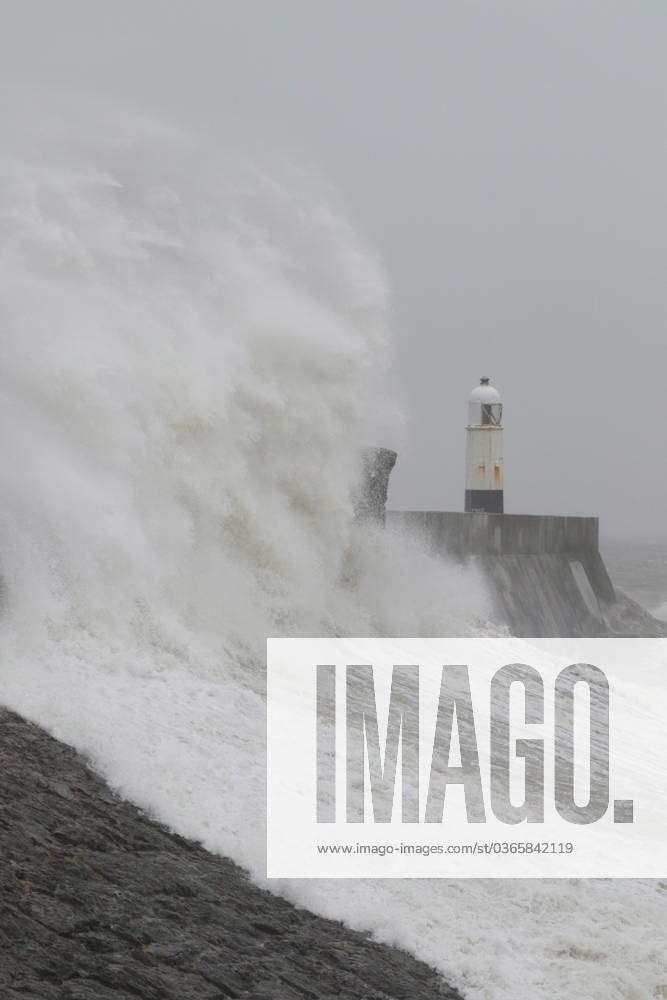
[
  {"left": 652, "top": 601, "right": 667, "bottom": 623},
  {"left": 1, "top": 102, "right": 664, "bottom": 1000}
]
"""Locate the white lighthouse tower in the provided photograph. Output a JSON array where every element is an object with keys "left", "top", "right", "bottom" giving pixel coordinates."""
[{"left": 464, "top": 376, "right": 504, "bottom": 513}]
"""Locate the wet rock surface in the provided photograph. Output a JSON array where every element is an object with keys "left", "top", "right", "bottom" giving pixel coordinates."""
[{"left": 0, "top": 709, "right": 461, "bottom": 1000}]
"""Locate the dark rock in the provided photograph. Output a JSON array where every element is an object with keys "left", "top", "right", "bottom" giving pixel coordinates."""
[{"left": 0, "top": 709, "right": 462, "bottom": 1000}]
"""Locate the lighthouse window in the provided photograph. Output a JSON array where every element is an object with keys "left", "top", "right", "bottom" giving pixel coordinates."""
[{"left": 481, "top": 403, "right": 502, "bottom": 425}]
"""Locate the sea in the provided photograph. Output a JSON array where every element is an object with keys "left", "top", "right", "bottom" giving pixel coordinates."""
[
  {"left": 0, "top": 103, "right": 665, "bottom": 1000},
  {"left": 602, "top": 539, "right": 667, "bottom": 624}
]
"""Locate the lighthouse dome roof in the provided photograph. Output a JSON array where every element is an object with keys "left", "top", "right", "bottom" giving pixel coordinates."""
[{"left": 469, "top": 377, "right": 501, "bottom": 404}]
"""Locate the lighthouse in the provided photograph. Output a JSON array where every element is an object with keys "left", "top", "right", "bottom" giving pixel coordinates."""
[{"left": 464, "top": 376, "right": 504, "bottom": 514}]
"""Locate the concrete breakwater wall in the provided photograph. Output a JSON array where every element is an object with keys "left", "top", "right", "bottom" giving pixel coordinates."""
[
  {"left": 0, "top": 709, "right": 463, "bottom": 1000},
  {"left": 387, "top": 510, "right": 665, "bottom": 638}
]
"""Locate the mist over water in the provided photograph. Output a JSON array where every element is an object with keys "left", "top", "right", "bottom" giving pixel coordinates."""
[
  {"left": 603, "top": 540, "right": 667, "bottom": 624},
  {"left": 0, "top": 104, "right": 664, "bottom": 1000}
]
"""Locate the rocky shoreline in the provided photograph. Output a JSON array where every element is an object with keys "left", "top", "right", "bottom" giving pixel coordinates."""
[{"left": 0, "top": 709, "right": 461, "bottom": 1000}]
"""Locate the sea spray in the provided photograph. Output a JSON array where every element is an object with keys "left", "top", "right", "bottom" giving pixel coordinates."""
[{"left": 0, "top": 103, "right": 664, "bottom": 1000}]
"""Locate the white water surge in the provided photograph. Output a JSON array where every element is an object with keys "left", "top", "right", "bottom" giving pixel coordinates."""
[{"left": 0, "top": 104, "right": 664, "bottom": 1000}]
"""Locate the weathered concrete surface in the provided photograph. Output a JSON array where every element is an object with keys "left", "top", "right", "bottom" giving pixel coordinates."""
[
  {"left": 353, "top": 448, "right": 397, "bottom": 526},
  {"left": 0, "top": 709, "right": 461, "bottom": 1000},
  {"left": 388, "top": 511, "right": 602, "bottom": 558},
  {"left": 388, "top": 511, "right": 667, "bottom": 638}
]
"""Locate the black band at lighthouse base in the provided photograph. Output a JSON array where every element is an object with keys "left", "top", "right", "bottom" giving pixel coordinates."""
[{"left": 465, "top": 489, "right": 504, "bottom": 514}]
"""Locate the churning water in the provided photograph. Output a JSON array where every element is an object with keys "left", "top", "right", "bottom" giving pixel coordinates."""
[{"left": 0, "top": 104, "right": 664, "bottom": 1000}]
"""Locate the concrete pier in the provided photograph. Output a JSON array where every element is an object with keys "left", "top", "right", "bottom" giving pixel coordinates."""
[
  {"left": 388, "top": 510, "right": 664, "bottom": 637},
  {"left": 353, "top": 448, "right": 666, "bottom": 638}
]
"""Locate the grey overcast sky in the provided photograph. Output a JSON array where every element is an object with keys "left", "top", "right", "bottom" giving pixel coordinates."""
[{"left": 2, "top": 1, "right": 666, "bottom": 540}]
